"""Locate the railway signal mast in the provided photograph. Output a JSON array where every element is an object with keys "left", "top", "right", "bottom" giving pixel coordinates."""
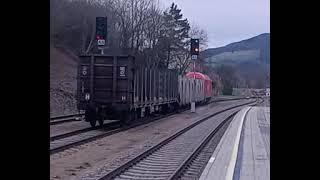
[
  {"left": 190, "top": 38, "right": 199, "bottom": 113},
  {"left": 96, "top": 17, "right": 107, "bottom": 54}
]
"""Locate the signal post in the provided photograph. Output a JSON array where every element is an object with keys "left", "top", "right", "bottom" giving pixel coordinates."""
[
  {"left": 190, "top": 39, "right": 199, "bottom": 113},
  {"left": 96, "top": 17, "right": 108, "bottom": 54}
]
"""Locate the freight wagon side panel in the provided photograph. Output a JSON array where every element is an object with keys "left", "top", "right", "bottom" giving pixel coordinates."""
[
  {"left": 77, "top": 55, "right": 135, "bottom": 112},
  {"left": 133, "top": 68, "right": 178, "bottom": 108}
]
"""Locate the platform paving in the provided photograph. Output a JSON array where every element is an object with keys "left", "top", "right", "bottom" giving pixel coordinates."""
[{"left": 199, "top": 106, "right": 270, "bottom": 180}]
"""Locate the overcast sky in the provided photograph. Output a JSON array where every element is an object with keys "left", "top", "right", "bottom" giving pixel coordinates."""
[{"left": 159, "top": 0, "right": 270, "bottom": 48}]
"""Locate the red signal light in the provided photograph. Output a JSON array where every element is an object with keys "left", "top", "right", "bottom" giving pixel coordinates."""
[
  {"left": 96, "top": 35, "right": 101, "bottom": 40},
  {"left": 195, "top": 48, "right": 199, "bottom": 52}
]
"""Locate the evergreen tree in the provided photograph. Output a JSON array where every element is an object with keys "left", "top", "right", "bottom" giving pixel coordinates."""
[{"left": 159, "top": 3, "right": 190, "bottom": 68}]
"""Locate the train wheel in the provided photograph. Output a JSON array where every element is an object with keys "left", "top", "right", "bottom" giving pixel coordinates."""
[
  {"left": 119, "top": 112, "right": 128, "bottom": 126},
  {"left": 98, "top": 116, "right": 104, "bottom": 128},
  {"left": 124, "top": 113, "right": 132, "bottom": 125},
  {"left": 162, "top": 105, "right": 169, "bottom": 114},
  {"left": 134, "top": 111, "right": 138, "bottom": 121},
  {"left": 85, "top": 107, "right": 97, "bottom": 128},
  {"left": 136, "top": 108, "right": 141, "bottom": 121},
  {"left": 89, "top": 119, "right": 97, "bottom": 128},
  {"left": 129, "top": 110, "right": 137, "bottom": 122},
  {"left": 122, "top": 111, "right": 136, "bottom": 125}
]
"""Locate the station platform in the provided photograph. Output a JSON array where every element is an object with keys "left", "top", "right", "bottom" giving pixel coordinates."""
[{"left": 199, "top": 106, "right": 270, "bottom": 180}]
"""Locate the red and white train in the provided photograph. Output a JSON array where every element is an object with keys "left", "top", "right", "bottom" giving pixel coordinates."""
[{"left": 178, "top": 72, "right": 213, "bottom": 106}]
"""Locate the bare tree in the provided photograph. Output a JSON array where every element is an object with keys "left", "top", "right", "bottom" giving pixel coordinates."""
[
  {"left": 189, "top": 23, "right": 208, "bottom": 51},
  {"left": 50, "top": 0, "right": 210, "bottom": 70},
  {"left": 169, "top": 23, "right": 209, "bottom": 74}
]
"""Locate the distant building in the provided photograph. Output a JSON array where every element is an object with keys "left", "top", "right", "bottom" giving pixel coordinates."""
[
  {"left": 232, "top": 88, "right": 266, "bottom": 97},
  {"left": 232, "top": 88, "right": 251, "bottom": 96}
]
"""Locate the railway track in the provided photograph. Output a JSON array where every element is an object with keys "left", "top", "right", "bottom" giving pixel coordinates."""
[
  {"left": 174, "top": 115, "right": 233, "bottom": 180},
  {"left": 50, "top": 121, "right": 120, "bottom": 141},
  {"left": 50, "top": 113, "right": 84, "bottom": 125},
  {"left": 50, "top": 97, "right": 253, "bottom": 139},
  {"left": 99, "top": 112, "right": 237, "bottom": 180},
  {"left": 49, "top": 97, "right": 248, "bottom": 126},
  {"left": 50, "top": 107, "right": 190, "bottom": 144},
  {"left": 50, "top": 110, "right": 185, "bottom": 155},
  {"left": 50, "top": 98, "right": 260, "bottom": 155},
  {"left": 95, "top": 100, "right": 259, "bottom": 180},
  {"left": 172, "top": 100, "right": 264, "bottom": 180}
]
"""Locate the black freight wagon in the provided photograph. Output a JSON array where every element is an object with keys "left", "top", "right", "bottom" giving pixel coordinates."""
[{"left": 77, "top": 54, "right": 179, "bottom": 127}]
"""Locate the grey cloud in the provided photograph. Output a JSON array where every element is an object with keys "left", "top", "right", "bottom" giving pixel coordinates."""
[{"left": 160, "top": 0, "right": 269, "bottom": 47}]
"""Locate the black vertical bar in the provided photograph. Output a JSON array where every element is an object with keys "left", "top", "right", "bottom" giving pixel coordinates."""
[
  {"left": 173, "top": 72, "right": 174, "bottom": 100},
  {"left": 173, "top": 72, "right": 175, "bottom": 100},
  {"left": 128, "top": 56, "right": 133, "bottom": 105},
  {"left": 170, "top": 72, "right": 173, "bottom": 100},
  {"left": 166, "top": 71, "right": 168, "bottom": 101},
  {"left": 176, "top": 73, "right": 180, "bottom": 100},
  {"left": 144, "top": 68, "right": 147, "bottom": 103},
  {"left": 163, "top": 70, "right": 168, "bottom": 101},
  {"left": 170, "top": 71, "right": 171, "bottom": 100},
  {"left": 112, "top": 56, "right": 117, "bottom": 103},
  {"left": 157, "top": 69, "right": 159, "bottom": 102},
  {"left": 159, "top": 70, "right": 161, "bottom": 101},
  {"left": 164, "top": 70, "right": 166, "bottom": 101},
  {"left": 142, "top": 68, "right": 145, "bottom": 104},
  {"left": 149, "top": 68, "right": 152, "bottom": 103},
  {"left": 141, "top": 68, "right": 143, "bottom": 103},
  {"left": 134, "top": 64, "right": 137, "bottom": 104},
  {"left": 171, "top": 71, "right": 173, "bottom": 100},
  {"left": 174, "top": 73, "right": 175, "bottom": 101},
  {"left": 169, "top": 71, "right": 171, "bottom": 101},
  {"left": 168, "top": 71, "right": 170, "bottom": 101},
  {"left": 147, "top": 68, "right": 149, "bottom": 103},
  {"left": 77, "top": 56, "right": 81, "bottom": 105},
  {"left": 175, "top": 73, "right": 178, "bottom": 100},
  {"left": 153, "top": 69, "right": 156, "bottom": 102},
  {"left": 181, "top": 76, "right": 183, "bottom": 104},
  {"left": 176, "top": 73, "right": 177, "bottom": 99},
  {"left": 162, "top": 70, "right": 164, "bottom": 101},
  {"left": 138, "top": 68, "right": 141, "bottom": 104},
  {"left": 90, "top": 55, "right": 94, "bottom": 104},
  {"left": 141, "top": 68, "right": 143, "bottom": 104}
]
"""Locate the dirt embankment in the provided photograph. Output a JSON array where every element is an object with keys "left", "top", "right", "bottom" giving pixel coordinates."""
[{"left": 50, "top": 46, "right": 79, "bottom": 117}]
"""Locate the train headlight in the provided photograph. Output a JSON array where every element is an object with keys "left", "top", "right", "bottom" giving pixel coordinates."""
[{"left": 85, "top": 93, "right": 90, "bottom": 101}]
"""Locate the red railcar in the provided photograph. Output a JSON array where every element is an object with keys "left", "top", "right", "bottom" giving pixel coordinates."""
[{"left": 185, "top": 72, "right": 212, "bottom": 101}]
